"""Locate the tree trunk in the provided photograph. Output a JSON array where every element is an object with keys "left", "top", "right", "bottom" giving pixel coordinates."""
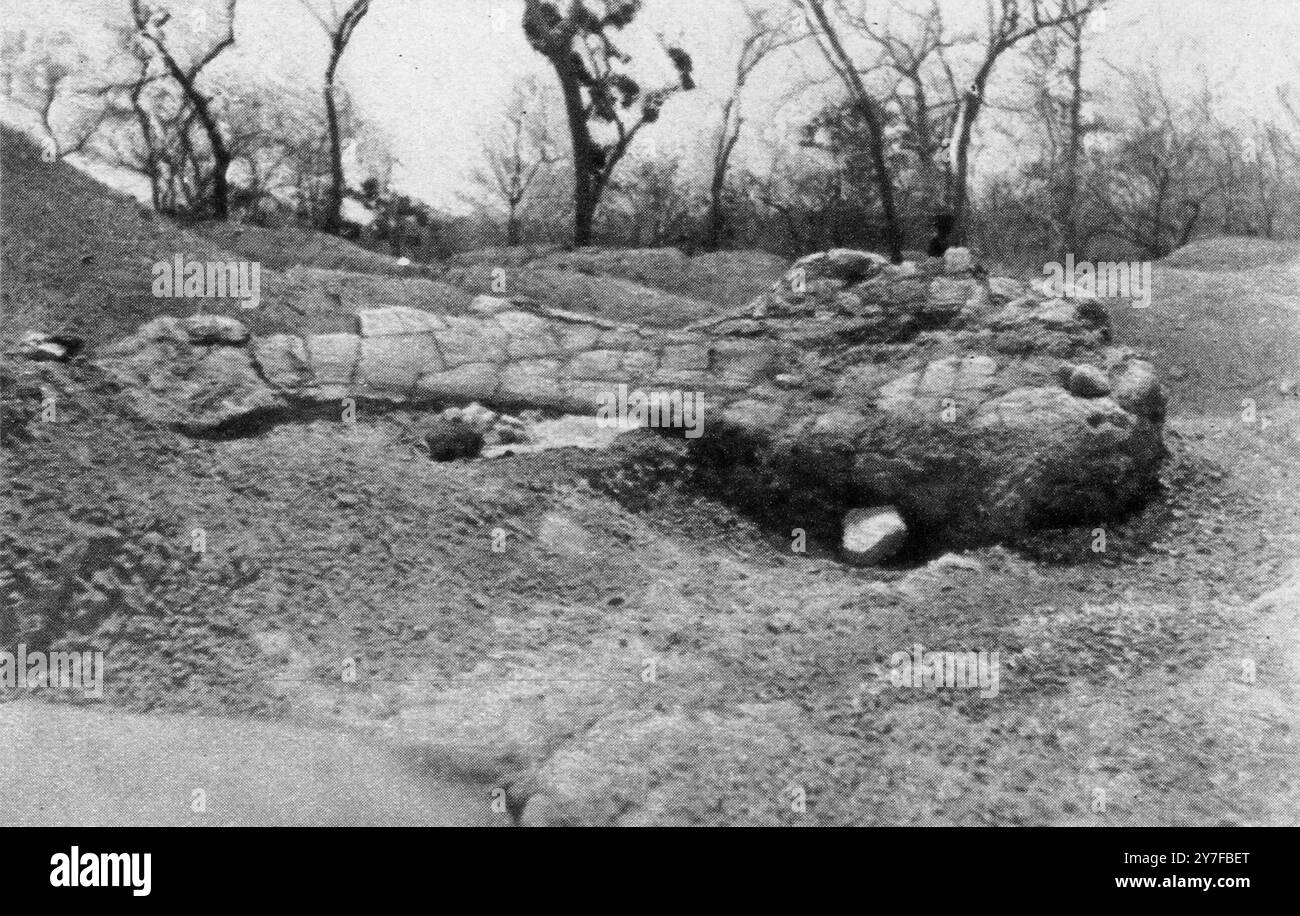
[
  {"left": 210, "top": 146, "right": 231, "bottom": 220},
  {"left": 861, "top": 109, "right": 903, "bottom": 262},
  {"left": 147, "top": 40, "right": 232, "bottom": 219},
  {"left": 507, "top": 206, "right": 522, "bottom": 246},
  {"left": 1060, "top": 33, "right": 1085, "bottom": 258},
  {"left": 708, "top": 99, "right": 742, "bottom": 252},
  {"left": 708, "top": 179, "right": 727, "bottom": 251},
  {"left": 804, "top": 1, "right": 903, "bottom": 262},
  {"left": 573, "top": 173, "right": 597, "bottom": 248},
  {"left": 1176, "top": 200, "right": 1202, "bottom": 249},
  {"left": 322, "top": 54, "right": 345, "bottom": 235},
  {"left": 553, "top": 61, "right": 599, "bottom": 247},
  {"left": 950, "top": 94, "right": 982, "bottom": 245}
]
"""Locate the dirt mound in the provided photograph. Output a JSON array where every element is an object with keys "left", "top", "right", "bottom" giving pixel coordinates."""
[
  {"left": 525, "top": 246, "right": 788, "bottom": 310},
  {"left": 0, "top": 125, "right": 730, "bottom": 354},
  {"left": 442, "top": 244, "right": 787, "bottom": 325},
  {"left": 1109, "top": 254, "right": 1300, "bottom": 416},
  {"left": 1162, "top": 236, "right": 1299, "bottom": 271},
  {"left": 436, "top": 261, "right": 719, "bottom": 328},
  {"left": 0, "top": 127, "right": 251, "bottom": 352},
  {"left": 191, "top": 221, "right": 425, "bottom": 277}
]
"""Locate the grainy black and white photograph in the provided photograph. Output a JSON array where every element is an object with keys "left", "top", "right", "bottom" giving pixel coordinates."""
[{"left": 0, "top": 0, "right": 1295, "bottom": 863}]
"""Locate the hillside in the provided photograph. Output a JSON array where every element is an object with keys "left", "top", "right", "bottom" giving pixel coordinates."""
[
  {"left": 1110, "top": 241, "right": 1300, "bottom": 416},
  {"left": 0, "top": 128, "right": 249, "bottom": 350},
  {"left": 3, "top": 124, "right": 1300, "bottom": 826}
]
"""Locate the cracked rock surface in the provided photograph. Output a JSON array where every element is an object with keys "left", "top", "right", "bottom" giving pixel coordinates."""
[{"left": 100, "top": 248, "right": 1165, "bottom": 546}]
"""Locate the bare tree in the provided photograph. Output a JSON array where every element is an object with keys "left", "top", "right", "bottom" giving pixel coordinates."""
[
  {"left": 471, "top": 77, "right": 565, "bottom": 246},
  {"left": 1251, "top": 121, "right": 1298, "bottom": 239},
  {"left": 1192, "top": 83, "right": 1298, "bottom": 241},
  {"left": 522, "top": 0, "right": 696, "bottom": 247},
  {"left": 1007, "top": 3, "right": 1098, "bottom": 257},
  {"left": 129, "top": 0, "right": 238, "bottom": 219},
  {"left": 1053, "top": 3, "right": 1093, "bottom": 255},
  {"left": 87, "top": 20, "right": 198, "bottom": 214},
  {"left": 1086, "top": 66, "right": 1209, "bottom": 257},
  {"left": 609, "top": 151, "right": 697, "bottom": 247},
  {"left": 707, "top": 3, "right": 800, "bottom": 250},
  {"left": 0, "top": 32, "right": 109, "bottom": 160},
  {"left": 745, "top": 143, "right": 852, "bottom": 255},
  {"left": 945, "top": 0, "right": 1104, "bottom": 240},
  {"left": 298, "top": 0, "right": 373, "bottom": 234},
  {"left": 221, "top": 75, "right": 341, "bottom": 223},
  {"left": 856, "top": 0, "right": 963, "bottom": 218},
  {"left": 795, "top": 0, "right": 904, "bottom": 261}
]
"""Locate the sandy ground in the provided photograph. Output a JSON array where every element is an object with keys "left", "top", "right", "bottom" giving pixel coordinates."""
[{"left": 0, "top": 700, "right": 509, "bottom": 826}]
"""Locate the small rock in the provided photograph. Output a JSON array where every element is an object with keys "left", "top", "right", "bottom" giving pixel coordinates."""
[
  {"left": 864, "top": 581, "right": 893, "bottom": 599},
  {"left": 988, "top": 276, "right": 1026, "bottom": 301},
  {"left": 929, "top": 552, "right": 983, "bottom": 573},
  {"left": 842, "top": 507, "right": 909, "bottom": 566},
  {"left": 469, "top": 295, "right": 513, "bottom": 316},
  {"left": 766, "top": 610, "right": 804, "bottom": 633},
  {"left": 459, "top": 403, "right": 498, "bottom": 433},
  {"left": 944, "top": 247, "right": 974, "bottom": 273},
  {"left": 183, "top": 314, "right": 250, "bottom": 345},
  {"left": 1111, "top": 360, "right": 1165, "bottom": 422},
  {"left": 519, "top": 793, "right": 562, "bottom": 827},
  {"left": 1068, "top": 364, "right": 1112, "bottom": 398},
  {"left": 928, "top": 277, "right": 976, "bottom": 308},
  {"left": 425, "top": 417, "right": 483, "bottom": 462},
  {"left": 1277, "top": 378, "right": 1296, "bottom": 396},
  {"left": 496, "top": 425, "right": 528, "bottom": 445},
  {"left": 819, "top": 248, "right": 890, "bottom": 281},
  {"left": 19, "top": 331, "right": 82, "bottom": 361}
]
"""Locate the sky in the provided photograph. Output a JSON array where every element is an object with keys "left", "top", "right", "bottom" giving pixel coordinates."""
[{"left": 2, "top": 0, "right": 1298, "bottom": 210}]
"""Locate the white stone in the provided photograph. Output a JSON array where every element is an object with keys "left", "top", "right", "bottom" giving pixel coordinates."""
[
  {"left": 469, "top": 295, "right": 514, "bottom": 316},
  {"left": 929, "top": 553, "right": 983, "bottom": 573},
  {"left": 988, "top": 276, "right": 1026, "bottom": 301},
  {"left": 460, "top": 402, "right": 499, "bottom": 433},
  {"left": 842, "top": 508, "right": 909, "bottom": 566},
  {"left": 944, "top": 247, "right": 974, "bottom": 273}
]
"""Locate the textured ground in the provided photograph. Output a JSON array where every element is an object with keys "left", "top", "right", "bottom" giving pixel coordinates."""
[
  {"left": 0, "top": 700, "right": 509, "bottom": 826},
  {"left": 3, "top": 126, "right": 1299, "bottom": 825}
]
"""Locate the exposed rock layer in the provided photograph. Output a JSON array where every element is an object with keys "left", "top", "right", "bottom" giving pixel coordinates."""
[{"left": 99, "top": 249, "right": 1166, "bottom": 545}]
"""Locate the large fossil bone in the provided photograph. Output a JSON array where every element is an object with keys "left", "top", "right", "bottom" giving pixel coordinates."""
[{"left": 100, "top": 250, "right": 1165, "bottom": 545}]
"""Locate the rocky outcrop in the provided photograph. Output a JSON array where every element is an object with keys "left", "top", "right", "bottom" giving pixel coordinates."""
[{"left": 98, "top": 248, "right": 1166, "bottom": 547}]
